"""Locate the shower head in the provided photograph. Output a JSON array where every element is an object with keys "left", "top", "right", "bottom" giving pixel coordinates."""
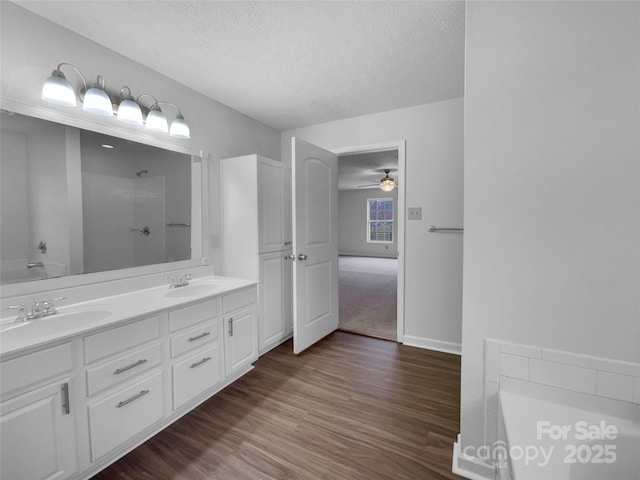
[{"left": 135, "top": 169, "right": 148, "bottom": 177}]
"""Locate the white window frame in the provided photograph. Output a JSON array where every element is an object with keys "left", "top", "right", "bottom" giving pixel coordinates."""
[{"left": 366, "top": 197, "right": 394, "bottom": 244}]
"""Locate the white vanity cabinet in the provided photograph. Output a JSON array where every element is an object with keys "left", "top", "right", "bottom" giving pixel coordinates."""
[
  {"left": 222, "top": 154, "right": 293, "bottom": 355},
  {"left": 259, "top": 251, "right": 294, "bottom": 353},
  {"left": 168, "top": 299, "right": 224, "bottom": 410},
  {"left": 0, "top": 280, "right": 258, "bottom": 480},
  {"left": 222, "top": 287, "right": 259, "bottom": 376},
  {"left": 83, "top": 315, "right": 165, "bottom": 462},
  {"left": 0, "top": 343, "right": 78, "bottom": 480}
]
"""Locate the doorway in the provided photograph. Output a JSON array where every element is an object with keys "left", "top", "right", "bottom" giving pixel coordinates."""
[{"left": 332, "top": 141, "right": 405, "bottom": 343}]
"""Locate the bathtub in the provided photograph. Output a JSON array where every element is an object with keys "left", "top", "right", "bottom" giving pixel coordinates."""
[{"left": 499, "top": 379, "right": 640, "bottom": 480}]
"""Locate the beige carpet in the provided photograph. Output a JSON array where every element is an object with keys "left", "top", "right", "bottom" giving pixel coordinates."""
[{"left": 338, "top": 256, "right": 397, "bottom": 342}]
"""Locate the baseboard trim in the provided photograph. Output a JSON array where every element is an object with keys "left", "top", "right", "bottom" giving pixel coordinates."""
[
  {"left": 339, "top": 252, "right": 398, "bottom": 259},
  {"left": 452, "top": 435, "right": 495, "bottom": 480},
  {"left": 402, "top": 335, "right": 461, "bottom": 355}
]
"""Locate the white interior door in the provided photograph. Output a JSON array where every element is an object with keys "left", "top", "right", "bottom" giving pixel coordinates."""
[{"left": 292, "top": 137, "right": 339, "bottom": 354}]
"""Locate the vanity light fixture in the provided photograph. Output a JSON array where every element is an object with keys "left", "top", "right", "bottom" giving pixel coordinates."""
[
  {"left": 116, "top": 86, "right": 143, "bottom": 125},
  {"left": 41, "top": 63, "right": 86, "bottom": 107},
  {"left": 41, "top": 62, "right": 191, "bottom": 138},
  {"left": 82, "top": 75, "right": 113, "bottom": 116},
  {"left": 143, "top": 104, "right": 169, "bottom": 133}
]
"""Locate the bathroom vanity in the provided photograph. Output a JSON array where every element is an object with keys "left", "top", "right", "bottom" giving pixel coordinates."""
[{"left": 0, "top": 276, "right": 258, "bottom": 480}]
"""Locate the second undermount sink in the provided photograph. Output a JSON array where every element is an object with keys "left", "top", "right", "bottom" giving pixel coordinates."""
[{"left": 163, "top": 283, "right": 223, "bottom": 298}]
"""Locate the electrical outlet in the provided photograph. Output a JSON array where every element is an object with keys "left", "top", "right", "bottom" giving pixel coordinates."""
[{"left": 408, "top": 207, "right": 422, "bottom": 220}]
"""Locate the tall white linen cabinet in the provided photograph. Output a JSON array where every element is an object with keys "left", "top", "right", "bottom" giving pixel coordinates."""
[{"left": 221, "top": 155, "right": 293, "bottom": 355}]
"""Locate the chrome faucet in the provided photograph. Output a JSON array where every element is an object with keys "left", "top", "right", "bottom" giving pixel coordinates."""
[
  {"left": 165, "top": 273, "right": 192, "bottom": 288},
  {"left": 7, "top": 297, "right": 66, "bottom": 322}
]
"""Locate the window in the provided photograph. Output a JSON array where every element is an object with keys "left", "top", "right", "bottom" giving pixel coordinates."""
[{"left": 367, "top": 198, "right": 393, "bottom": 243}]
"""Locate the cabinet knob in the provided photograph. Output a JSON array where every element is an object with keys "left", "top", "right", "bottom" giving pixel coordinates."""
[{"left": 297, "top": 254, "right": 308, "bottom": 261}]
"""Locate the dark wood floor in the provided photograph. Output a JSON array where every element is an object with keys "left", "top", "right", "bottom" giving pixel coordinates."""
[{"left": 93, "top": 332, "right": 463, "bottom": 480}]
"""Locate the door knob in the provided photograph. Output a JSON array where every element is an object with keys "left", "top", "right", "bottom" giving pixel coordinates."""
[{"left": 297, "top": 254, "right": 308, "bottom": 261}]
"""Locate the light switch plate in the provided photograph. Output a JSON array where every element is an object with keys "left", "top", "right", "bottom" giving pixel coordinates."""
[{"left": 408, "top": 207, "right": 422, "bottom": 220}]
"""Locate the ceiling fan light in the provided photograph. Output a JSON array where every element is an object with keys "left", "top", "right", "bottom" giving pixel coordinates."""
[
  {"left": 380, "top": 180, "right": 396, "bottom": 192},
  {"left": 83, "top": 85, "right": 113, "bottom": 116},
  {"left": 169, "top": 114, "right": 190, "bottom": 138},
  {"left": 41, "top": 70, "right": 77, "bottom": 107}
]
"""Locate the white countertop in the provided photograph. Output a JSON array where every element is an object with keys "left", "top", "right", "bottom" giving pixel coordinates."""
[{"left": 0, "top": 275, "right": 258, "bottom": 358}]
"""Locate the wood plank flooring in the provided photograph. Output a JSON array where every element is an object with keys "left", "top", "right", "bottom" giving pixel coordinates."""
[{"left": 92, "top": 332, "right": 463, "bottom": 480}]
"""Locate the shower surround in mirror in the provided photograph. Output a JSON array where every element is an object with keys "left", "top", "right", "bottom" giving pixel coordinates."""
[{"left": 0, "top": 112, "right": 193, "bottom": 284}]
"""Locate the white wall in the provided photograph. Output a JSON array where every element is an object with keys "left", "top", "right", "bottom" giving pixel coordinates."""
[
  {"left": 0, "top": 2, "right": 281, "bottom": 275},
  {"left": 338, "top": 189, "right": 398, "bottom": 258},
  {"left": 461, "top": 0, "right": 640, "bottom": 451},
  {"left": 283, "top": 98, "right": 464, "bottom": 351}
]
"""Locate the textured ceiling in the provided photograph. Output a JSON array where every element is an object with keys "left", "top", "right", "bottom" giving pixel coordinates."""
[{"left": 15, "top": 0, "right": 465, "bottom": 131}]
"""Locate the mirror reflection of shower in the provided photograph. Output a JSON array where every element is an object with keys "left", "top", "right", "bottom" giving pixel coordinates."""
[{"left": 135, "top": 169, "right": 148, "bottom": 177}]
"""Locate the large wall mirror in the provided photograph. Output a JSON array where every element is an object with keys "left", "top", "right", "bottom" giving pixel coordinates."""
[{"left": 0, "top": 109, "right": 205, "bottom": 291}]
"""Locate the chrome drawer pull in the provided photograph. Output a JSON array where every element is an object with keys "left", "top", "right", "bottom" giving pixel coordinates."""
[
  {"left": 116, "top": 389, "right": 149, "bottom": 408},
  {"left": 61, "top": 382, "right": 70, "bottom": 415},
  {"left": 190, "top": 357, "right": 212, "bottom": 369},
  {"left": 188, "top": 331, "right": 210, "bottom": 342},
  {"left": 113, "top": 359, "right": 147, "bottom": 375}
]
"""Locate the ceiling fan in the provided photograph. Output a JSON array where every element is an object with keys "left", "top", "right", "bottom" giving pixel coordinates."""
[{"left": 357, "top": 169, "right": 398, "bottom": 192}]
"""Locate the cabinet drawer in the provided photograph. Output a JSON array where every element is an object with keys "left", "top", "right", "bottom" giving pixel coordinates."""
[
  {"left": 169, "top": 298, "right": 218, "bottom": 333},
  {"left": 88, "top": 372, "right": 164, "bottom": 461},
  {"left": 84, "top": 316, "right": 160, "bottom": 364},
  {"left": 222, "top": 287, "right": 257, "bottom": 314},
  {"left": 170, "top": 320, "right": 218, "bottom": 359},
  {"left": 86, "top": 343, "right": 162, "bottom": 396},
  {"left": 0, "top": 342, "right": 73, "bottom": 397},
  {"left": 172, "top": 344, "right": 222, "bottom": 410}
]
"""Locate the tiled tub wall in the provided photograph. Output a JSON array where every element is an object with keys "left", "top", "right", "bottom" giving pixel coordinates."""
[{"left": 483, "top": 339, "right": 640, "bottom": 446}]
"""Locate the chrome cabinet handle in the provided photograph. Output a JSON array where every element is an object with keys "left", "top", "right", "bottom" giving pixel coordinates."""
[
  {"left": 61, "top": 382, "right": 70, "bottom": 415},
  {"left": 188, "top": 331, "right": 210, "bottom": 342},
  {"left": 116, "top": 389, "right": 149, "bottom": 408},
  {"left": 297, "top": 253, "right": 308, "bottom": 261},
  {"left": 190, "top": 357, "right": 212, "bottom": 369},
  {"left": 229, "top": 318, "right": 234, "bottom": 337},
  {"left": 113, "top": 359, "right": 147, "bottom": 375}
]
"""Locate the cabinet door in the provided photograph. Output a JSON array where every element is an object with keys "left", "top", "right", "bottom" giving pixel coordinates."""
[
  {"left": 224, "top": 307, "right": 258, "bottom": 376},
  {"left": 258, "top": 160, "right": 287, "bottom": 253},
  {"left": 0, "top": 380, "right": 77, "bottom": 480},
  {"left": 258, "top": 252, "right": 286, "bottom": 354}
]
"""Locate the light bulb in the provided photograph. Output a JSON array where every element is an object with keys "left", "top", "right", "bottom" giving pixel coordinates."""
[
  {"left": 145, "top": 106, "right": 168, "bottom": 132},
  {"left": 83, "top": 86, "right": 113, "bottom": 116},
  {"left": 117, "top": 98, "right": 143, "bottom": 125},
  {"left": 41, "top": 70, "right": 76, "bottom": 107},
  {"left": 169, "top": 114, "right": 190, "bottom": 138}
]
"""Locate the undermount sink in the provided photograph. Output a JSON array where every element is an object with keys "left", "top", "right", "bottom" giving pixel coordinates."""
[
  {"left": 163, "top": 283, "right": 222, "bottom": 298},
  {"left": 1, "top": 309, "right": 112, "bottom": 339}
]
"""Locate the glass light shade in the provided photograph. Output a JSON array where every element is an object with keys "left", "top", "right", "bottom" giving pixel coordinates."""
[
  {"left": 379, "top": 180, "right": 396, "bottom": 192},
  {"left": 169, "top": 114, "right": 190, "bottom": 138},
  {"left": 117, "top": 98, "right": 143, "bottom": 125},
  {"left": 83, "top": 86, "right": 113, "bottom": 116},
  {"left": 41, "top": 72, "right": 76, "bottom": 107},
  {"left": 145, "top": 106, "right": 168, "bottom": 132}
]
